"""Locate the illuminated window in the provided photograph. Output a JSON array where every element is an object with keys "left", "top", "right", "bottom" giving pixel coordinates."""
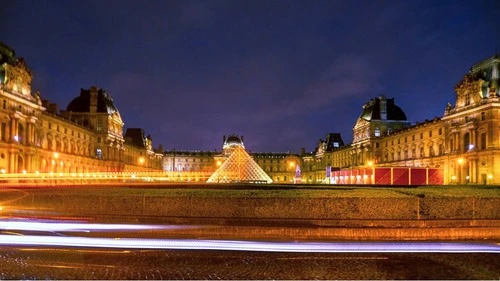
[
  {"left": 333, "top": 142, "right": 339, "bottom": 148},
  {"left": 374, "top": 128, "right": 381, "bottom": 137},
  {"left": 96, "top": 148, "right": 102, "bottom": 159}
]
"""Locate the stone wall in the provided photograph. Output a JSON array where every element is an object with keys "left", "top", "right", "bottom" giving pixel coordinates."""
[{"left": 15, "top": 192, "right": 500, "bottom": 227}]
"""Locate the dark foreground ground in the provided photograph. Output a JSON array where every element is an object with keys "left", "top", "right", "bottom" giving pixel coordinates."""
[{"left": 1, "top": 247, "right": 499, "bottom": 280}]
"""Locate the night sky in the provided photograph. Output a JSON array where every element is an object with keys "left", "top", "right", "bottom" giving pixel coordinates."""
[{"left": 3, "top": 0, "right": 500, "bottom": 153}]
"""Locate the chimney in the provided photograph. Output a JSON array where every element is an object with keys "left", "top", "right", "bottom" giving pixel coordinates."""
[
  {"left": 89, "top": 86, "right": 98, "bottom": 113},
  {"left": 48, "top": 103, "right": 58, "bottom": 114},
  {"left": 379, "top": 95, "right": 387, "bottom": 120},
  {"left": 223, "top": 135, "right": 226, "bottom": 144},
  {"left": 241, "top": 135, "right": 244, "bottom": 142}
]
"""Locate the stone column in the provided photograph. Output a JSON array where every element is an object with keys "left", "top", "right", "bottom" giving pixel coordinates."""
[
  {"left": 10, "top": 118, "right": 17, "bottom": 142},
  {"left": 9, "top": 153, "right": 16, "bottom": 173}
]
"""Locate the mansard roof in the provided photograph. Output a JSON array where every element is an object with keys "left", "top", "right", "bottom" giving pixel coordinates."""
[
  {"left": 67, "top": 87, "right": 119, "bottom": 114},
  {"left": 124, "top": 128, "right": 149, "bottom": 149},
  {"left": 358, "top": 96, "right": 407, "bottom": 121},
  {"left": 468, "top": 54, "right": 499, "bottom": 97}
]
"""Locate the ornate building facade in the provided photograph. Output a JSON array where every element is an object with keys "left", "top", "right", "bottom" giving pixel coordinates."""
[
  {"left": 0, "top": 42, "right": 162, "bottom": 174},
  {"left": 162, "top": 134, "right": 301, "bottom": 183},
  {"left": 303, "top": 54, "right": 500, "bottom": 185},
  {"left": 2, "top": 41, "right": 498, "bottom": 184}
]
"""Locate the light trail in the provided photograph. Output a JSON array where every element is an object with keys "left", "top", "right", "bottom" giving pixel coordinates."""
[
  {"left": 0, "top": 219, "right": 195, "bottom": 232},
  {"left": 0, "top": 235, "right": 498, "bottom": 253}
]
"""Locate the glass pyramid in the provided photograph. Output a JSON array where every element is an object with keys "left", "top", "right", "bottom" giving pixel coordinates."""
[{"left": 207, "top": 146, "right": 273, "bottom": 184}]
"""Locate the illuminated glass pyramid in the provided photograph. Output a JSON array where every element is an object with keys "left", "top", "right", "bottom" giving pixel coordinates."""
[{"left": 207, "top": 146, "right": 273, "bottom": 184}]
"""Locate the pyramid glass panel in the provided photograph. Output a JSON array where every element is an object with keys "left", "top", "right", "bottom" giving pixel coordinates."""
[{"left": 207, "top": 146, "right": 272, "bottom": 183}]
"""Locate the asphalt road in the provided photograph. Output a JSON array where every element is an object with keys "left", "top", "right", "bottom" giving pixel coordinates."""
[{"left": 1, "top": 246, "right": 499, "bottom": 280}]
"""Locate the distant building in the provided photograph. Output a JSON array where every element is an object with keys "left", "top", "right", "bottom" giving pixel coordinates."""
[{"left": 162, "top": 134, "right": 301, "bottom": 183}]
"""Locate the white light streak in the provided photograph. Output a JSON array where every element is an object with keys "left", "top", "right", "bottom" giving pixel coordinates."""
[
  {"left": 0, "top": 235, "right": 498, "bottom": 253},
  {"left": 0, "top": 219, "right": 191, "bottom": 232}
]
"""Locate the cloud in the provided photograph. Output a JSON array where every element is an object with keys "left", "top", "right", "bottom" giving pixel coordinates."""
[{"left": 248, "top": 54, "right": 381, "bottom": 122}]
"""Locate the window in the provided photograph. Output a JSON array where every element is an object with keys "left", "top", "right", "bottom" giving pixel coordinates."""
[
  {"left": 375, "top": 143, "right": 379, "bottom": 148},
  {"left": 481, "top": 133, "right": 486, "bottom": 149},
  {"left": 429, "top": 130, "right": 432, "bottom": 137},
  {"left": 96, "top": 148, "right": 102, "bottom": 159},
  {"left": 2, "top": 100, "right": 5, "bottom": 109},
  {"left": 96, "top": 118, "right": 103, "bottom": 132},
  {"left": 439, "top": 128, "right": 442, "bottom": 135},
  {"left": 374, "top": 128, "right": 381, "bottom": 137},
  {"left": 333, "top": 142, "right": 339, "bottom": 148},
  {"left": 420, "top": 133, "right": 423, "bottom": 139},
  {"left": 49, "top": 123, "right": 52, "bottom": 129},
  {"left": 429, "top": 145, "right": 434, "bottom": 156},
  {"left": 481, "top": 112, "right": 485, "bottom": 121},
  {"left": 1, "top": 122, "right": 5, "bottom": 141},
  {"left": 463, "top": 133, "right": 470, "bottom": 152},
  {"left": 412, "top": 135, "right": 415, "bottom": 141},
  {"left": 439, "top": 144, "right": 443, "bottom": 155},
  {"left": 97, "top": 137, "right": 101, "bottom": 143}
]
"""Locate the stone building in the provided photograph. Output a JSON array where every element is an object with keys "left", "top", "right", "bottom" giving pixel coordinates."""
[
  {"left": 305, "top": 54, "right": 500, "bottom": 185},
  {"left": 162, "top": 134, "right": 301, "bottom": 183},
  {"left": 0, "top": 42, "right": 162, "bottom": 174}
]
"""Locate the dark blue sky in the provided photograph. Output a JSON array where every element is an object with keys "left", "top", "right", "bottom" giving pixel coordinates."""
[{"left": 3, "top": 0, "right": 500, "bottom": 153}]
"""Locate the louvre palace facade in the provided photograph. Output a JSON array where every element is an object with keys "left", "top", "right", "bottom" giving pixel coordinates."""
[
  {"left": 301, "top": 54, "right": 500, "bottom": 185},
  {"left": 1, "top": 41, "right": 499, "bottom": 185},
  {"left": 0, "top": 42, "right": 163, "bottom": 174}
]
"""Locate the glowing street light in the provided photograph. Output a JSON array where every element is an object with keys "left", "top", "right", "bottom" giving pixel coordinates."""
[{"left": 139, "top": 157, "right": 145, "bottom": 165}]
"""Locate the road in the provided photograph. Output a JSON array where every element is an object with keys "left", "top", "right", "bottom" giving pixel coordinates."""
[
  {"left": 1, "top": 187, "right": 499, "bottom": 279},
  {"left": 1, "top": 246, "right": 499, "bottom": 280}
]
